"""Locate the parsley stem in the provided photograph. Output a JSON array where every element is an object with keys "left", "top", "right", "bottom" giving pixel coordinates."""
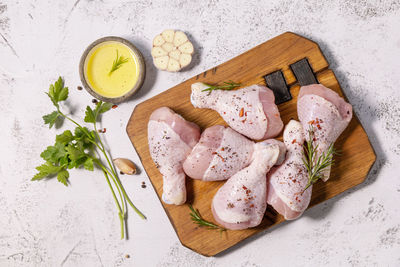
[
  {"left": 93, "top": 123, "right": 146, "bottom": 220},
  {"left": 103, "top": 170, "right": 124, "bottom": 239}
]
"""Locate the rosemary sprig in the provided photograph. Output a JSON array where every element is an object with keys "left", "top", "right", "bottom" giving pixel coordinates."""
[
  {"left": 302, "top": 126, "right": 338, "bottom": 192},
  {"left": 201, "top": 81, "right": 241, "bottom": 92},
  {"left": 109, "top": 50, "right": 129, "bottom": 76},
  {"left": 189, "top": 204, "right": 226, "bottom": 232}
]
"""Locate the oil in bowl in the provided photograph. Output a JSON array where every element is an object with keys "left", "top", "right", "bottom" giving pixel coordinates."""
[{"left": 80, "top": 37, "right": 145, "bottom": 103}]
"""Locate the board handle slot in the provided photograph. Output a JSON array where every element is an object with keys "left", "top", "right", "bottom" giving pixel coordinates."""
[
  {"left": 290, "top": 58, "right": 318, "bottom": 86},
  {"left": 264, "top": 70, "right": 292, "bottom": 105}
]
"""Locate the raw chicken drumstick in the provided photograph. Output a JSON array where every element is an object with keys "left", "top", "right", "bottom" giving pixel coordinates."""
[
  {"left": 212, "top": 140, "right": 284, "bottom": 230},
  {"left": 297, "top": 84, "right": 352, "bottom": 182},
  {"left": 267, "top": 120, "right": 311, "bottom": 220},
  {"left": 183, "top": 125, "right": 286, "bottom": 181},
  {"left": 148, "top": 107, "right": 201, "bottom": 205},
  {"left": 191, "top": 83, "right": 283, "bottom": 140}
]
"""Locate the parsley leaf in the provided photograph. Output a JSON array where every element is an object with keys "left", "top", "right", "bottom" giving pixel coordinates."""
[
  {"left": 66, "top": 144, "right": 85, "bottom": 161},
  {"left": 84, "top": 106, "right": 96, "bottom": 123},
  {"left": 56, "top": 130, "right": 74, "bottom": 144},
  {"left": 43, "top": 111, "right": 60, "bottom": 128},
  {"left": 47, "top": 77, "right": 69, "bottom": 108},
  {"left": 96, "top": 102, "right": 113, "bottom": 115},
  {"left": 57, "top": 169, "right": 69, "bottom": 186},
  {"left": 40, "top": 142, "right": 66, "bottom": 163},
  {"left": 32, "top": 162, "right": 62, "bottom": 181},
  {"left": 84, "top": 158, "right": 94, "bottom": 171}
]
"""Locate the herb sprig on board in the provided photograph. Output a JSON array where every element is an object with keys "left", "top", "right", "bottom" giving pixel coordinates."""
[
  {"left": 189, "top": 204, "right": 226, "bottom": 233},
  {"left": 201, "top": 81, "right": 241, "bottom": 92},
  {"left": 109, "top": 50, "right": 129, "bottom": 76},
  {"left": 302, "top": 126, "right": 338, "bottom": 191},
  {"left": 33, "top": 77, "right": 145, "bottom": 238}
]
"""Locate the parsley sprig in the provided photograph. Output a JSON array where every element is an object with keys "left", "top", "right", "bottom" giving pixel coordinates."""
[
  {"left": 109, "top": 50, "right": 129, "bottom": 76},
  {"left": 189, "top": 204, "right": 226, "bottom": 233},
  {"left": 33, "top": 77, "right": 145, "bottom": 238},
  {"left": 302, "top": 126, "right": 338, "bottom": 192},
  {"left": 201, "top": 81, "right": 241, "bottom": 92}
]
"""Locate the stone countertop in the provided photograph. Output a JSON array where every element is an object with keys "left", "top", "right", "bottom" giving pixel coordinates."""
[{"left": 0, "top": 0, "right": 399, "bottom": 266}]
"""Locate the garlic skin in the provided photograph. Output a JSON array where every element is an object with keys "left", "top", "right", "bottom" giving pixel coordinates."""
[{"left": 113, "top": 158, "right": 137, "bottom": 175}]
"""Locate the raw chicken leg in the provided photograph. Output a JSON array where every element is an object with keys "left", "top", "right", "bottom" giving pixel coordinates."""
[
  {"left": 183, "top": 125, "right": 253, "bottom": 181},
  {"left": 297, "top": 84, "right": 352, "bottom": 181},
  {"left": 267, "top": 120, "right": 311, "bottom": 220},
  {"left": 183, "top": 125, "right": 286, "bottom": 181},
  {"left": 148, "top": 107, "right": 201, "bottom": 205},
  {"left": 212, "top": 141, "right": 282, "bottom": 230},
  {"left": 191, "top": 83, "right": 283, "bottom": 140}
]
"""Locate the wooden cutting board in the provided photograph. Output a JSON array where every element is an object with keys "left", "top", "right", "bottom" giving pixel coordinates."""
[{"left": 126, "top": 32, "right": 376, "bottom": 256}]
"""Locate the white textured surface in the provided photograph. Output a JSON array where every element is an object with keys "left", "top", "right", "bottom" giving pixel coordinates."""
[{"left": 0, "top": 0, "right": 399, "bottom": 266}]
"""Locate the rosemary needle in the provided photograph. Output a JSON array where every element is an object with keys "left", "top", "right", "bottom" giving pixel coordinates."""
[
  {"left": 302, "top": 126, "right": 338, "bottom": 192},
  {"left": 201, "top": 81, "right": 241, "bottom": 92},
  {"left": 189, "top": 204, "right": 226, "bottom": 232},
  {"left": 109, "top": 50, "right": 129, "bottom": 76}
]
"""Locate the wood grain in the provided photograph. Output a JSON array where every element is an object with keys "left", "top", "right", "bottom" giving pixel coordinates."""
[{"left": 126, "top": 32, "right": 376, "bottom": 256}]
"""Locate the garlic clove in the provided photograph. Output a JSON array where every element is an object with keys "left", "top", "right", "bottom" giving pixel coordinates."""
[{"left": 113, "top": 158, "right": 137, "bottom": 175}]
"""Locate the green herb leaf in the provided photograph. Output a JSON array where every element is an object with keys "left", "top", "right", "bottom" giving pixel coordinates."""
[
  {"left": 109, "top": 50, "right": 129, "bottom": 76},
  {"left": 84, "top": 106, "right": 96, "bottom": 123},
  {"left": 40, "top": 142, "right": 66, "bottom": 163},
  {"left": 97, "top": 102, "right": 113, "bottom": 114},
  {"left": 43, "top": 111, "right": 60, "bottom": 128},
  {"left": 56, "top": 130, "right": 74, "bottom": 144},
  {"left": 188, "top": 204, "right": 226, "bottom": 233},
  {"left": 47, "top": 77, "right": 69, "bottom": 107},
  {"left": 84, "top": 157, "right": 94, "bottom": 171},
  {"left": 66, "top": 144, "right": 84, "bottom": 161},
  {"left": 302, "top": 126, "right": 338, "bottom": 192},
  {"left": 57, "top": 169, "right": 69, "bottom": 186},
  {"left": 32, "top": 162, "right": 62, "bottom": 181},
  {"left": 201, "top": 81, "right": 241, "bottom": 93}
]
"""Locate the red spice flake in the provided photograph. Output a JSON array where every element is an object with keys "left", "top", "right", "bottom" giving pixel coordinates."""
[
  {"left": 317, "top": 124, "right": 322, "bottom": 130},
  {"left": 112, "top": 104, "right": 118, "bottom": 109},
  {"left": 218, "top": 155, "right": 225, "bottom": 162},
  {"left": 211, "top": 165, "right": 216, "bottom": 169},
  {"left": 221, "top": 147, "right": 225, "bottom": 151},
  {"left": 249, "top": 204, "right": 254, "bottom": 208},
  {"left": 241, "top": 118, "right": 247, "bottom": 123},
  {"left": 245, "top": 111, "right": 250, "bottom": 116},
  {"left": 212, "top": 152, "right": 217, "bottom": 155},
  {"left": 223, "top": 112, "right": 226, "bottom": 114},
  {"left": 291, "top": 139, "right": 296, "bottom": 144},
  {"left": 98, "top": 128, "right": 107, "bottom": 133},
  {"left": 308, "top": 120, "right": 315, "bottom": 125},
  {"left": 242, "top": 185, "right": 248, "bottom": 190},
  {"left": 239, "top": 108, "right": 244, "bottom": 117},
  {"left": 223, "top": 169, "right": 226, "bottom": 172}
]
